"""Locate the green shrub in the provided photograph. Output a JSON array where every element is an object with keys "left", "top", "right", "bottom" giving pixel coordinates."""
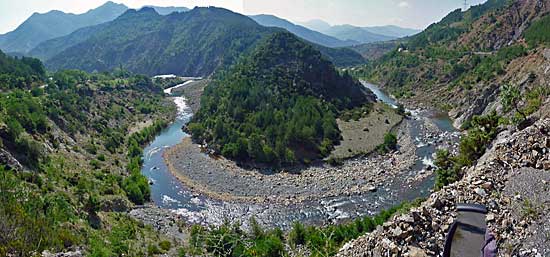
[
  {"left": 288, "top": 222, "right": 306, "bottom": 247},
  {"left": 376, "top": 132, "right": 398, "bottom": 154},
  {"left": 159, "top": 240, "right": 171, "bottom": 251},
  {"left": 178, "top": 248, "right": 186, "bottom": 257},
  {"left": 148, "top": 244, "right": 162, "bottom": 256},
  {"left": 90, "top": 160, "right": 101, "bottom": 170},
  {"left": 435, "top": 112, "right": 500, "bottom": 190}
]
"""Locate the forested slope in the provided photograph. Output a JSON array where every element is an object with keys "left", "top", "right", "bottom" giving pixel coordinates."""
[
  {"left": 187, "top": 32, "right": 374, "bottom": 165},
  {"left": 0, "top": 52, "right": 179, "bottom": 256},
  {"left": 37, "top": 7, "right": 365, "bottom": 76}
]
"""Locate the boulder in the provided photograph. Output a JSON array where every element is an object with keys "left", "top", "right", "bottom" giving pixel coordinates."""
[{"left": 0, "top": 148, "right": 23, "bottom": 172}]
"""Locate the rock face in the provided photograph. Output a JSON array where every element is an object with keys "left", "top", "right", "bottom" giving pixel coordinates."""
[
  {"left": 42, "top": 249, "right": 82, "bottom": 257},
  {"left": 337, "top": 118, "right": 550, "bottom": 257},
  {"left": 0, "top": 148, "right": 23, "bottom": 172}
]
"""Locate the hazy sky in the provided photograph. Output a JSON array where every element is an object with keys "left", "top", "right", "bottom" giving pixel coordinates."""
[{"left": 0, "top": 0, "right": 487, "bottom": 34}]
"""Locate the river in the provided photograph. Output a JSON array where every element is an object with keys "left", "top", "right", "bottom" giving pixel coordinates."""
[{"left": 140, "top": 81, "right": 459, "bottom": 229}]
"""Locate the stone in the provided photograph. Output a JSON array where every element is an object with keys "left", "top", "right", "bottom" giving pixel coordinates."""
[
  {"left": 407, "top": 246, "right": 428, "bottom": 257},
  {"left": 475, "top": 188, "right": 488, "bottom": 197},
  {"left": 482, "top": 182, "right": 493, "bottom": 190},
  {"left": 486, "top": 213, "right": 495, "bottom": 222},
  {"left": 400, "top": 214, "right": 415, "bottom": 223},
  {"left": 0, "top": 148, "right": 23, "bottom": 172},
  {"left": 392, "top": 226, "right": 405, "bottom": 238}
]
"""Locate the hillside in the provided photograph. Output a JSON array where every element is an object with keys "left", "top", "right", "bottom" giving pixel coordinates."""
[
  {"left": 0, "top": 50, "right": 45, "bottom": 89},
  {"left": 249, "top": 14, "right": 355, "bottom": 47},
  {"left": 0, "top": 1, "right": 127, "bottom": 53},
  {"left": 353, "top": 0, "right": 550, "bottom": 127},
  {"left": 350, "top": 40, "right": 404, "bottom": 60},
  {"left": 38, "top": 7, "right": 365, "bottom": 76},
  {"left": 187, "top": 32, "right": 374, "bottom": 165},
  {"left": 0, "top": 52, "right": 188, "bottom": 255}
]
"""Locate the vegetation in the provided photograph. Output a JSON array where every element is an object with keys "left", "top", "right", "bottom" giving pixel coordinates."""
[
  {"left": 350, "top": 0, "right": 534, "bottom": 109},
  {"left": 500, "top": 84, "right": 549, "bottom": 123},
  {"left": 185, "top": 199, "right": 423, "bottom": 257},
  {"left": 188, "top": 32, "right": 372, "bottom": 166},
  {"left": 0, "top": 50, "right": 45, "bottom": 90},
  {"left": 524, "top": 14, "right": 550, "bottom": 47},
  {"left": 40, "top": 7, "right": 363, "bottom": 76},
  {"left": 435, "top": 112, "right": 501, "bottom": 190},
  {"left": 124, "top": 120, "right": 168, "bottom": 204},
  {"left": 500, "top": 84, "right": 526, "bottom": 121},
  {"left": 376, "top": 132, "right": 398, "bottom": 154},
  {"left": 0, "top": 54, "right": 176, "bottom": 256}
]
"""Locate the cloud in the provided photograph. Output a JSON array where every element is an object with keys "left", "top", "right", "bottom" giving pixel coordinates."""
[{"left": 398, "top": 1, "right": 410, "bottom": 8}]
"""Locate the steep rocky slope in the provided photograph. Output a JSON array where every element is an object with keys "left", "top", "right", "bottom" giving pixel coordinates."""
[
  {"left": 354, "top": 0, "right": 550, "bottom": 128},
  {"left": 338, "top": 106, "right": 550, "bottom": 256}
]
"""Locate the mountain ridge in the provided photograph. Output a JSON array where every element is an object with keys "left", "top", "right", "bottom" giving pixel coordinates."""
[
  {"left": 0, "top": 1, "right": 128, "bottom": 53},
  {"left": 300, "top": 19, "right": 421, "bottom": 43},
  {"left": 249, "top": 14, "right": 357, "bottom": 47},
  {"left": 0, "top": 1, "right": 191, "bottom": 54},
  {"left": 38, "top": 7, "right": 365, "bottom": 76}
]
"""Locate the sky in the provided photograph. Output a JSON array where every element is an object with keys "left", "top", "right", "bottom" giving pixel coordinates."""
[{"left": 0, "top": 0, "right": 487, "bottom": 34}]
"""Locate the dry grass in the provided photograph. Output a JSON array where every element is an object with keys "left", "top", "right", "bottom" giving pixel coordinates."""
[{"left": 330, "top": 103, "right": 403, "bottom": 159}]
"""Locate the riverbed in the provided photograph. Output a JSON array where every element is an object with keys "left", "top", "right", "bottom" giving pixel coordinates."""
[{"left": 139, "top": 81, "right": 460, "bottom": 229}]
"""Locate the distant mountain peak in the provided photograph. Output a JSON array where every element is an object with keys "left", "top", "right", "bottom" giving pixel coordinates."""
[
  {"left": 137, "top": 6, "right": 158, "bottom": 13},
  {"left": 0, "top": 1, "right": 128, "bottom": 53},
  {"left": 98, "top": 1, "right": 123, "bottom": 7},
  {"left": 249, "top": 14, "right": 355, "bottom": 47}
]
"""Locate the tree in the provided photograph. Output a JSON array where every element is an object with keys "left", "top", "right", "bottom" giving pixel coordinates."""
[{"left": 500, "top": 84, "right": 526, "bottom": 121}]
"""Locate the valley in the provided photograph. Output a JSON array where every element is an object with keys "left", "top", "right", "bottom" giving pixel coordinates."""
[
  {"left": 135, "top": 77, "right": 460, "bottom": 232},
  {"left": 0, "top": 0, "right": 549, "bottom": 256}
]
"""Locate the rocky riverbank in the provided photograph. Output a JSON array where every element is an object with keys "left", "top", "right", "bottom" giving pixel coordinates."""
[
  {"left": 163, "top": 113, "right": 452, "bottom": 206},
  {"left": 337, "top": 117, "right": 550, "bottom": 257}
]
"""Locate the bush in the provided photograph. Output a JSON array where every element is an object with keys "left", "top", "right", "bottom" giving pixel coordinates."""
[
  {"left": 178, "top": 248, "right": 186, "bottom": 257},
  {"left": 159, "top": 240, "right": 171, "bottom": 251},
  {"left": 148, "top": 244, "right": 162, "bottom": 256},
  {"left": 288, "top": 222, "right": 306, "bottom": 247},
  {"left": 376, "top": 132, "right": 398, "bottom": 154},
  {"left": 435, "top": 112, "right": 500, "bottom": 190}
]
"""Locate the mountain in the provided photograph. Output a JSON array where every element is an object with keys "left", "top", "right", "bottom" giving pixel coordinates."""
[
  {"left": 323, "top": 24, "right": 394, "bottom": 44},
  {"left": 362, "top": 25, "right": 420, "bottom": 38},
  {"left": 300, "top": 19, "right": 420, "bottom": 43},
  {"left": 249, "top": 14, "right": 355, "bottom": 47},
  {"left": 38, "top": 7, "right": 365, "bottom": 76},
  {"left": 0, "top": 1, "right": 128, "bottom": 53},
  {"left": 187, "top": 32, "right": 374, "bottom": 165},
  {"left": 299, "top": 19, "right": 332, "bottom": 33},
  {"left": 0, "top": 1, "right": 191, "bottom": 54},
  {"left": 350, "top": 40, "right": 404, "bottom": 60},
  {"left": 353, "top": 0, "right": 550, "bottom": 127},
  {"left": 145, "top": 6, "right": 189, "bottom": 15}
]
